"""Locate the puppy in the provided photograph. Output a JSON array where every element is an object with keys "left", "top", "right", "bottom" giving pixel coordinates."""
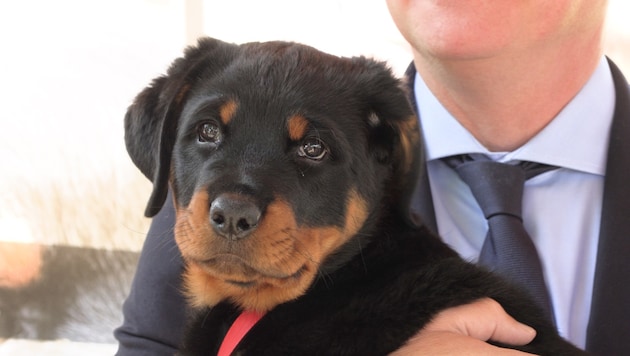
[{"left": 125, "top": 37, "right": 585, "bottom": 355}]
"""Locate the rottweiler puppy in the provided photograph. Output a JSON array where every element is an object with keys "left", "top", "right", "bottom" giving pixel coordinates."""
[{"left": 125, "top": 37, "right": 585, "bottom": 355}]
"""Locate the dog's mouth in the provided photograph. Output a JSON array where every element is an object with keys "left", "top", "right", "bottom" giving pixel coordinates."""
[
  {"left": 194, "top": 254, "right": 307, "bottom": 287},
  {"left": 224, "top": 266, "right": 307, "bottom": 288}
]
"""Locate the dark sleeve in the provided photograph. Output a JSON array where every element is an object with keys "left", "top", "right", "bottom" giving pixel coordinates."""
[{"left": 114, "top": 193, "right": 187, "bottom": 355}]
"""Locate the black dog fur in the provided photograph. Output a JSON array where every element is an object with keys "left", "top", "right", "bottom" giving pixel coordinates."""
[{"left": 125, "top": 37, "right": 585, "bottom": 355}]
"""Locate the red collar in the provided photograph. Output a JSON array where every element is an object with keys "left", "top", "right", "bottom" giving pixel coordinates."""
[{"left": 217, "top": 311, "right": 265, "bottom": 356}]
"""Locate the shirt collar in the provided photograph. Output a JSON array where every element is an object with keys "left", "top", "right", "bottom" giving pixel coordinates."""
[{"left": 416, "top": 57, "right": 615, "bottom": 175}]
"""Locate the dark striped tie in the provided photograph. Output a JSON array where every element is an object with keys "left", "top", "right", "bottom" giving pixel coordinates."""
[{"left": 443, "top": 154, "right": 556, "bottom": 324}]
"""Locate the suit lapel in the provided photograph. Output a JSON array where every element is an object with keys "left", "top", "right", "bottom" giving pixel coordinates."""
[
  {"left": 405, "top": 64, "right": 438, "bottom": 234},
  {"left": 586, "top": 59, "right": 630, "bottom": 355}
]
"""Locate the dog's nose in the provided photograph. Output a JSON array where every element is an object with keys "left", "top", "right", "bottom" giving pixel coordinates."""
[{"left": 210, "top": 194, "right": 261, "bottom": 240}]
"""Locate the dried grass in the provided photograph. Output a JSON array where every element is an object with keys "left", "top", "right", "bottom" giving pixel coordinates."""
[{"left": 1, "top": 165, "right": 151, "bottom": 251}]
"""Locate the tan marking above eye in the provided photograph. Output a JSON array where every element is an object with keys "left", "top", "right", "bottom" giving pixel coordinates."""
[
  {"left": 287, "top": 114, "right": 309, "bottom": 141},
  {"left": 175, "top": 83, "right": 191, "bottom": 105},
  {"left": 219, "top": 99, "right": 238, "bottom": 125},
  {"left": 395, "top": 115, "right": 420, "bottom": 173}
]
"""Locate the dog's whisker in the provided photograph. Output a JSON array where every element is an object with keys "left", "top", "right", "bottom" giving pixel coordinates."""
[
  {"left": 286, "top": 234, "right": 318, "bottom": 265},
  {"left": 314, "top": 268, "right": 334, "bottom": 289},
  {"left": 355, "top": 234, "right": 368, "bottom": 274},
  {"left": 199, "top": 308, "right": 212, "bottom": 329}
]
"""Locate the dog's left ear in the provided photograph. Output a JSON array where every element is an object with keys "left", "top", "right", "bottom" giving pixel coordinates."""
[
  {"left": 125, "top": 37, "right": 239, "bottom": 217},
  {"left": 354, "top": 58, "right": 422, "bottom": 221}
]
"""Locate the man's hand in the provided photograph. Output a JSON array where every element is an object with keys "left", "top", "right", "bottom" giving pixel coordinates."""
[{"left": 390, "top": 298, "right": 537, "bottom": 355}]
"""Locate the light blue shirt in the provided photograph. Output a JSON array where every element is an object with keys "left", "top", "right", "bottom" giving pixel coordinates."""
[{"left": 414, "top": 57, "right": 616, "bottom": 348}]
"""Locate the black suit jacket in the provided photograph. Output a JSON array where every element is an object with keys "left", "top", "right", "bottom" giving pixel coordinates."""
[{"left": 407, "top": 59, "right": 630, "bottom": 355}]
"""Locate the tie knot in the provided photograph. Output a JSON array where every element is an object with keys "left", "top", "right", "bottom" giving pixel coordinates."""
[{"left": 443, "top": 155, "right": 555, "bottom": 219}]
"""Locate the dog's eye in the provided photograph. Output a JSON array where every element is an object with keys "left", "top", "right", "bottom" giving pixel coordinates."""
[
  {"left": 197, "top": 122, "right": 222, "bottom": 144},
  {"left": 298, "top": 138, "right": 328, "bottom": 161}
]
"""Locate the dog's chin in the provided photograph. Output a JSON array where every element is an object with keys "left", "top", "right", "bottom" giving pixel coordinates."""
[
  {"left": 183, "top": 256, "right": 316, "bottom": 312},
  {"left": 196, "top": 254, "right": 308, "bottom": 287},
  {"left": 223, "top": 265, "right": 307, "bottom": 288}
]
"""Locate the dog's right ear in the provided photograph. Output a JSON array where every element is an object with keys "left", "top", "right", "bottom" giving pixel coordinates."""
[{"left": 124, "top": 37, "right": 238, "bottom": 217}]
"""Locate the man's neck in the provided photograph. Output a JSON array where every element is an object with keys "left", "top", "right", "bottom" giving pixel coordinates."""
[{"left": 414, "top": 34, "right": 604, "bottom": 152}]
